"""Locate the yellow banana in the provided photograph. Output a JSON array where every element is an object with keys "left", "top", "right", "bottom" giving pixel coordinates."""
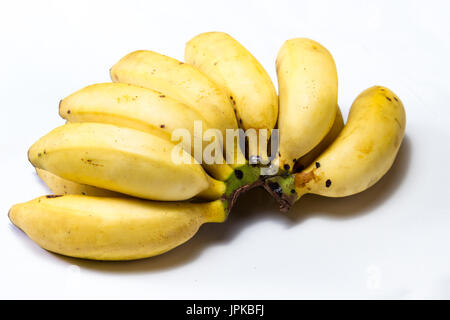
[
  {"left": 185, "top": 32, "right": 278, "bottom": 160},
  {"left": 276, "top": 38, "right": 338, "bottom": 172},
  {"left": 110, "top": 50, "right": 246, "bottom": 165},
  {"left": 265, "top": 86, "right": 406, "bottom": 211},
  {"left": 292, "top": 106, "right": 344, "bottom": 172},
  {"left": 36, "top": 168, "right": 120, "bottom": 197},
  {"left": 9, "top": 195, "right": 227, "bottom": 260},
  {"left": 59, "top": 82, "right": 233, "bottom": 181},
  {"left": 28, "top": 122, "right": 225, "bottom": 201}
]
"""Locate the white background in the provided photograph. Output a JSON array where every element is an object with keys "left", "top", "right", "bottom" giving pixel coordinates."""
[{"left": 1, "top": 0, "right": 449, "bottom": 299}]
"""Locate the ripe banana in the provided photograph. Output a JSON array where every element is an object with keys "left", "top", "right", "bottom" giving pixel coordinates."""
[
  {"left": 265, "top": 86, "right": 406, "bottom": 211},
  {"left": 9, "top": 195, "right": 227, "bottom": 260},
  {"left": 185, "top": 32, "right": 278, "bottom": 160},
  {"left": 292, "top": 106, "right": 344, "bottom": 172},
  {"left": 28, "top": 122, "right": 225, "bottom": 201},
  {"left": 275, "top": 38, "right": 338, "bottom": 172},
  {"left": 109, "top": 50, "right": 246, "bottom": 166},
  {"left": 59, "top": 82, "right": 233, "bottom": 181},
  {"left": 36, "top": 168, "right": 120, "bottom": 197}
]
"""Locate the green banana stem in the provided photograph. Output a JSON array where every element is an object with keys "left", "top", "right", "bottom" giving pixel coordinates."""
[
  {"left": 262, "top": 174, "right": 298, "bottom": 212},
  {"left": 221, "top": 164, "right": 262, "bottom": 210}
]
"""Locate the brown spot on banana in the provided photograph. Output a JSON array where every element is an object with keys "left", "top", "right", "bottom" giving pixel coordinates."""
[{"left": 294, "top": 170, "right": 317, "bottom": 188}]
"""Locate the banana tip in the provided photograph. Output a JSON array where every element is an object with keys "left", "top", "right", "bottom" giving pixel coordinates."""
[{"left": 8, "top": 206, "right": 17, "bottom": 227}]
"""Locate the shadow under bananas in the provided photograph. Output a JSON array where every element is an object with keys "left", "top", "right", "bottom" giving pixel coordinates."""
[{"left": 50, "top": 135, "right": 411, "bottom": 273}]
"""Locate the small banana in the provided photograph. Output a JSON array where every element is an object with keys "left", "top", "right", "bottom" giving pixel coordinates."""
[
  {"left": 9, "top": 195, "right": 227, "bottom": 260},
  {"left": 36, "top": 168, "right": 121, "bottom": 197},
  {"left": 185, "top": 32, "right": 278, "bottom": 160},
  {"left": 292, "top": 106, "right": 344, "bottom": 172},
  {"left": 28, "top": 122, "right": 225, "bottom": 201},
  {"left": 110, "top": 50, "right": 246, "bottom": 165},
  {"left": 275, "top": 38, "right": 338, "bottom": 172},
  {"left": 59, "top": 82, "right": 233, "bottom": 181},
  {"left": 265, "top": 86, "right": 406, "bottom": 211}
]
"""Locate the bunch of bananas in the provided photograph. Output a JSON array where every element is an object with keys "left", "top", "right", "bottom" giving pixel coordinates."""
[{"left": 9, "top": 32, "right": 406, "bottom": 261}]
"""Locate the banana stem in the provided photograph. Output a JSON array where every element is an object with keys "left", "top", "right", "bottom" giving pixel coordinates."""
[
  {"left": 222, "top": 164, "right": 262, "bottom": 210},
  {"left": 197, "top": 164, "right": 262, "bottom": 212},
  {"left": 262, "top": 174, "right": 300, "bottom": 212}
]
